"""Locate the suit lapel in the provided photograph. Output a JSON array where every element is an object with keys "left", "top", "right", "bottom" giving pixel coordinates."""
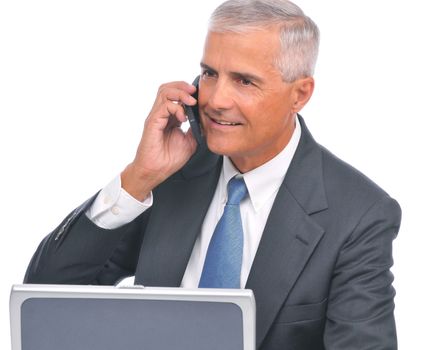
[
  {"left": 246, "top": 116, "right": 328, "bottom": 347},
  {"left": 134, "top": 146, "right": 222, "bottom": 287},
  {"left": 246, "top": 186, "right": 325, "bottom": 347}
]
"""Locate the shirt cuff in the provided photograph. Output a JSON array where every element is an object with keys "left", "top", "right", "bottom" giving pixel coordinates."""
[{"left": 86, "top": 174, "right": 153, "bottom": 229}]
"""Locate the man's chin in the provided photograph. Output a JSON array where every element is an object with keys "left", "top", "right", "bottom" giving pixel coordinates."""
[
  {"left": 206, "top": 142, "right": 230, "bottom": 156},
  {"left": 205, "top": 138, "right": 236, "bottom": 156}
]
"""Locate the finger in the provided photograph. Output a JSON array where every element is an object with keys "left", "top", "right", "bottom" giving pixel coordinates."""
[
  {"left": 159, "top": 81, "right": 197, "bottom": 95},
  {"left": 166, "top": 114, "right": 182, "bottom": 130},
  {"left": 162, "top": 89, "right": 196, "bottom": 106},
  {"left": 185, "top": 128, "right": 198, "bottom": 150},
  {"left": 146, "top": 101, "right": 186, "bottom": 132},
  {"left": 164, "top": 100, "right": 188, "bottom": 123}
]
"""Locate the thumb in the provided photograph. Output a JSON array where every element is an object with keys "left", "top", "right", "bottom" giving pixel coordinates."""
[{"left": 185, "top": 128, "right": 199, "bottom": 154}]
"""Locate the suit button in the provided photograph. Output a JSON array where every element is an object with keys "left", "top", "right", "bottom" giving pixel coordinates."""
[{"left": 111, "top": 206, "right": 120, "bottom": 215}]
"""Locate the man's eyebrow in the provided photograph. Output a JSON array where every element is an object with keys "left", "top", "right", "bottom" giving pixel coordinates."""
[
  {"left": 200, "top": 62, "right": 217, "bottom": 73},
  {"left": 200, "top": 62, "right": 264, "bottom": 84}
]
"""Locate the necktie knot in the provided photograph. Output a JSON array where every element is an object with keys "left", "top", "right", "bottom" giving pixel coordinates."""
[{"left": 226, "top": 177, "right": 248, "bottom": 205}]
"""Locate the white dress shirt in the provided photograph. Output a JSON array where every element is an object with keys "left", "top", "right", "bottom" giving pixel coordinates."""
[{"left": 86, "top": 117, "right": 301, "bottom": 288}]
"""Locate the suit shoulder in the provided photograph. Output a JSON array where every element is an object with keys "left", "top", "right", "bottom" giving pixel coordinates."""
[
  {"left": 314, "top": 145, "right": 401, "bottom": 247},
  {"left": 319, "top": 145, "right": 398, "bottom": 213}
]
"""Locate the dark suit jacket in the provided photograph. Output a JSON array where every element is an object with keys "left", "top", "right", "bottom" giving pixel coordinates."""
[{"left": 25, "top": 116, "right": 401, "bottom": 349}]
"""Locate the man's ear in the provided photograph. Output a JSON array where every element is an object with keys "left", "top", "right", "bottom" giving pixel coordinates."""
[{"left": 291, "top": 77, "right": 315, "bottom": 114}]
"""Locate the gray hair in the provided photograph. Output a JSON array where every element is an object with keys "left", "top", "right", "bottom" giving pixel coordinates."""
[{"left": 208, "top": 0, "right": 320, "bottom": 82}]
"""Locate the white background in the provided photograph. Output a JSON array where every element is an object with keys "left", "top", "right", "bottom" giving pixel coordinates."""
[{"left": 1, "top": 0, "right": 432, "bottom": 348}]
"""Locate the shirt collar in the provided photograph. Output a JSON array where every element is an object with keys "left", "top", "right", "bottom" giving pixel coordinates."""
[{"left": 222, "top": 116, "right": 302, "bottom": 212}]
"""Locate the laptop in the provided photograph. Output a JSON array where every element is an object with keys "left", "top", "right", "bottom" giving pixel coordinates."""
[{"left": 10, "top": 284, "right": 255, "bottom": 350}]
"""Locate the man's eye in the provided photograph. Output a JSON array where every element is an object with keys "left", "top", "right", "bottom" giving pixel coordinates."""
[
  {"left": 201, "top": 70, "right": 215, "bottom": 78},
  {"left": 239, "top": 78, "right": 252, "bottom": 86}
]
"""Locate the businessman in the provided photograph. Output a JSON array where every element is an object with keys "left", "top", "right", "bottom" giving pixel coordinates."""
[{"left": 25, "top": 0, "right": 401, "bottom": 349}]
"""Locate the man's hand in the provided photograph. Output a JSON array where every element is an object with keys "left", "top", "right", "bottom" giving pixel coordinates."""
[{"left": 121, "top": 81, "right": 198, "bottom": 201}]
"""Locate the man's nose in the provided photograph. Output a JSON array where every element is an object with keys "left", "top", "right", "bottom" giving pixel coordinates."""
[{"left": 207, "top": 79, "right": 234, "bottom": 110}]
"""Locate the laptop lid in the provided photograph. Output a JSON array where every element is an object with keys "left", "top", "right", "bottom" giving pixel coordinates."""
[{"left": 10, "top": 284, "right": 255, "bottom": 350}]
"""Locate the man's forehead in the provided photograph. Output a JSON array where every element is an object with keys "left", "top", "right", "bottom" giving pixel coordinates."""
[
  {"left": 204, "top": 28, "right": 280, "bottom": 47},
  {"left": 201, "top": 30, "right": 280, "bottom": 75}
]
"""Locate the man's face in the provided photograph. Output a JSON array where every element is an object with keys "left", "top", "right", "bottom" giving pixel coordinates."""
[{"left": 198, "top": 28, "right": 312, "bottom": 172}]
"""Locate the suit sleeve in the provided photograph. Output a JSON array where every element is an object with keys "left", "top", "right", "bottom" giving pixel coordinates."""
[
  {"left": 324, "top": 196, "right": 401, "bottom": 350},
  {"left": 24, "top": 194, "right": 150, "bottom": 285}
]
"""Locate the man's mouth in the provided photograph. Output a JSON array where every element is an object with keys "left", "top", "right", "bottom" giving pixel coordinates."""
[
  {"left": 211, "top": 118, "right": 242, "bottom": 126},
  {"left": 204, "top": 111, "right": 242, "bottom": 126}
]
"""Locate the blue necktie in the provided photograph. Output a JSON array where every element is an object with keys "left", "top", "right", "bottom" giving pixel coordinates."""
[{"left": 199, "top": 177, "right": 248, "bottom": 288}]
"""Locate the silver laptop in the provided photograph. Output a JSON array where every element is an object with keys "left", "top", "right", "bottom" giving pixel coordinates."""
[{"left": 10, "top": 284, "right": 255, "bottom": 350}]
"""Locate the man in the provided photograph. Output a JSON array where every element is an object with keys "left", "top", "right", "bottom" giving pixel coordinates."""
[{"left": 25, "top": 0, "right": 401, "bottom": 349}]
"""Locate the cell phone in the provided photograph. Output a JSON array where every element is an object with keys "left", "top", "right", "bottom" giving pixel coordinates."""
[{"left": 184, "top": 75, "right": 203, "bottom": 144}]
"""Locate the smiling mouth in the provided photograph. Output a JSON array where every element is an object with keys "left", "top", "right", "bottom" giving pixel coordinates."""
[
  {"left": 206, "top": 113, "right": 242, "bottom": 126},
  {"left": 212, "top": 119, "right": 241, "bottom": 126}
]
